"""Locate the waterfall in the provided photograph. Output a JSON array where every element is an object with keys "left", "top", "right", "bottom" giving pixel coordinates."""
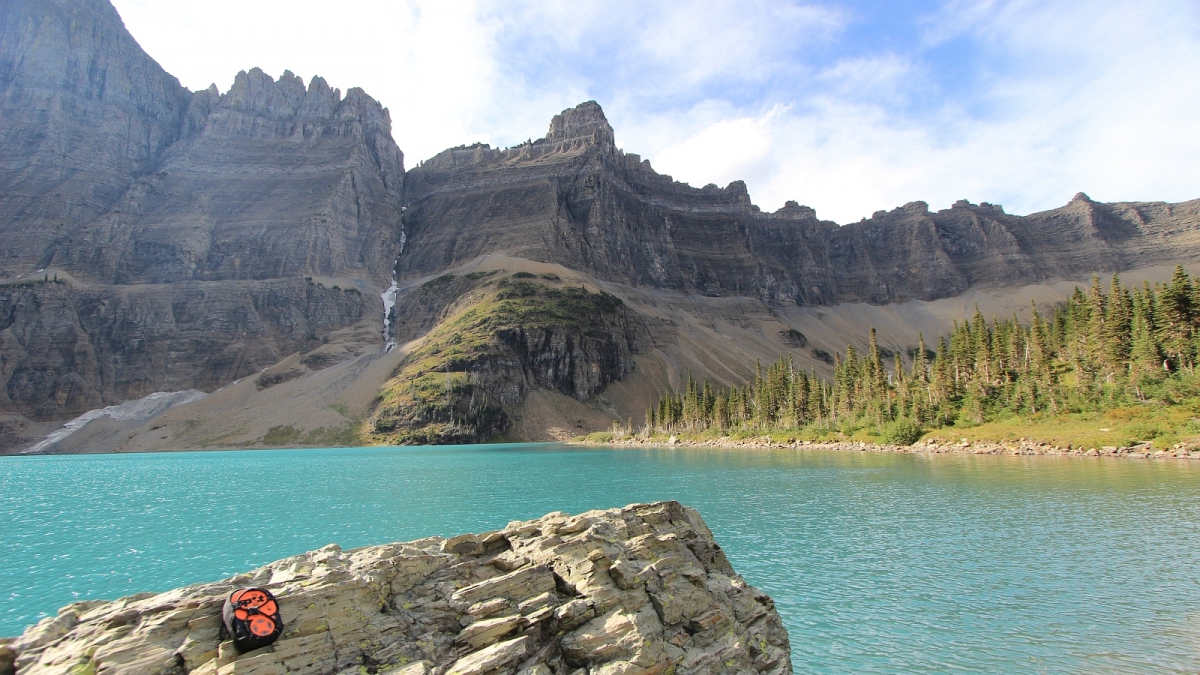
[
  {"left": 380, "top": 230, "right": 406, "bottom": 352},
  {"left": 380, "top": 279, "right": 398, "bottom": 351}
]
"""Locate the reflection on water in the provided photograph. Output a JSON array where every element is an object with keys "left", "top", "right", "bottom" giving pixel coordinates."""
[{"left": 2, "top": 445, "right": 1198, "bottom": 673}]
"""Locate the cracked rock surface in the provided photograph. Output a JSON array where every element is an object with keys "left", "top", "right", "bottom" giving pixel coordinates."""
[{"left": 6, "top": 501, "right": 791, "bottom": 675}]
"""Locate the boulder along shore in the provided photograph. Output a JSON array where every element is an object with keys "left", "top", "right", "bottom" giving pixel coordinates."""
[
  {"left": 585, "top": 437, "right": 1200, "bottom": 460},
  {"left": 1, "top": 501, "right": 791, "bottom": 675}
]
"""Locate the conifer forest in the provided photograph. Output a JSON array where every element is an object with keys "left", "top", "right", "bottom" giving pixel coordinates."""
[{"left": 645, "top": 267, "right": 1200, "bottom": 446}]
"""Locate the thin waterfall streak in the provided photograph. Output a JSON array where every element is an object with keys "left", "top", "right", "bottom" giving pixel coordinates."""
[{"left": 380, "top": 231, "right": 405, "bottom": 351}]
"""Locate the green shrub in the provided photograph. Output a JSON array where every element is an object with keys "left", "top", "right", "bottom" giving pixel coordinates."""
[
  {"left": 262, "top": 425, "right": 302, "bottom": 446},
  {"left": 1127, "top": 423, "right": 1162, "bottom": 441},
  {"left": 881, "top": 418, "right": 923, "bottom": 445},
  {"left": 423, "top": 273, "right": 455, "bottom": 288}
]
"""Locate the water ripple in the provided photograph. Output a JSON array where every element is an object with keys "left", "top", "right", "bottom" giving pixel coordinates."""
[{"left": 1, "top": 446, "right": 1198, "bottom": 673}]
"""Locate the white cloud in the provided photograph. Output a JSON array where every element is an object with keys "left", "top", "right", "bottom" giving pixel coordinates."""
[
  {"left": 109, "top": 0, "right": 1200, "bottom": 223},
  {"left": 652, "top": 0, "right": 1200, "bottom": 222},
  {"left": 481, "top": 0, "right": 842, "bottom": 96},
  {"left": 111, "top": 0, "right": 507, "bottom": 161}
]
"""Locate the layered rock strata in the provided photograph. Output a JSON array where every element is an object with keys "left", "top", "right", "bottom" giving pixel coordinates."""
[
  {"left": 0, "top": 0, "right": 191, "bottom": 268},
  {"left": 0, "top": 0, "right": 404, "bottom": 285},
  {"left": 0, "top": 0, "right": 405, "bottom": 423},
  {"left": 400, "top": 103, "right": 1200, "bottom": 306},
  {"left": 5, "top": 501, "right": 792, "bottom": 675},
  {"left": 0, "top": 277, "right": 370, "bottom": 419}
]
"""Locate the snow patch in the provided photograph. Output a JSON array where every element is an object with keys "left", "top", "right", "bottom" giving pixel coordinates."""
[{"left": 21, "top": 390, "right": 208, "bottom": 454}]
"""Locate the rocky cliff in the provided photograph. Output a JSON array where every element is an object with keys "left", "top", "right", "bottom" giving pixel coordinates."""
[
  {"left": 0, "top": 277, "right": 369, "bottom": 419},
  {"left": 0, "top": 0, "right": 191, "bottom": 270},
  {"left": 400, "top": 102, "right": 1200, "bottom": 306},
  {"left": 0, "top": 0, "right": 405, "bottom": 425},
  {"left": 3, "top": 501, "right": 792, "bottom": 675},
  {"left": 46, "top": 68, "right": 404, "bottom": 285},
  {"left": 4, "top": 0, "right": 1200, "bottom": 445},
  {"left": 0, "top": 0, "right": 404, "bottom": 284},
  {"left": 369, "top": 273, "right": 648, "bottom": 445}
]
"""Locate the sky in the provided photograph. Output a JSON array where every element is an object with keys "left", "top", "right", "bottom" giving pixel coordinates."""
[{"left": 110, "top": 0, "right": 1200, "bottom": 224}]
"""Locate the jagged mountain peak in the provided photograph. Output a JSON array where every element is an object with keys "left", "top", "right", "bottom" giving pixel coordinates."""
[
  {"left": 219, "top": 67, "right": 391, "bottom": 129},
  {"left": 547, "top": 100, "right": 614, "bottom": 143},
  {"left": 413, "top": 100, "right": 615, "bottom": 170}
]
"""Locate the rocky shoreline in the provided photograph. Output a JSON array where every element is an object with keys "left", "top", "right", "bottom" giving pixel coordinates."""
[
  {"left": 2, "top": 501, "right": 790, "bottom": 675},
  {"left": 586, "top": 436, "right": 1200, "bottom": 460}
]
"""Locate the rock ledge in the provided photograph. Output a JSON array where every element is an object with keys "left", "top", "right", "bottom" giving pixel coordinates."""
[{"left": 5, "top": 501, "right": 791, "bottom": 675}]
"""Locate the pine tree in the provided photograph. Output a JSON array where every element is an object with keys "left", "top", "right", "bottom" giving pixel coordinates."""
[
  {"left": 911, "top": 333, "right": 929, "bottom": 383},
  {"left": 1102, "top": 274, "right": 1132, "bottom": 377},
  {"left": 1086, "top": 274, "right": 1107, "bottom": 367},
  {"left": 714, "top": 394, "right": 729, "bottom": 430},
  {"left": 1130, "top": 288, "right": 1163, "bottom": 378},
  {"left": 702, "top": 378, "right": 715, "bottom": 421},
  {"left": 867, "top": 328, "right": 885, "bottom": 395},
  {"left": 1157, "top": 265, "right": 1195, "bottom": 372},
  {"left": 642, "top": 269, "right": 1198, "bottom": 441}
]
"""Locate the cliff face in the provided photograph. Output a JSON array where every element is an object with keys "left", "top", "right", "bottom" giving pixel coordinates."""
[
  {"left": 47, "top": 68, "right": 405, "bottom": 284},
  {"left": 0, "top": 0, "right": 405, "bottom": 423},
  {"left": 369, "top": 274, "right": 648, "bottom": 445},
  {"left": 0, "top": 278, "right": 369, "bottom": 419},
  {"left": 400, "top": 103, "right": 1200, "bottom": 306},
  {"left": 0, "top": 0, "right": 404, "bottom": 284},
  {"left": 0, "top": 0, "right": 191, "bottom": 269},
  {"left": 5, "top": 501, "right": 792, "bottom": 675}
]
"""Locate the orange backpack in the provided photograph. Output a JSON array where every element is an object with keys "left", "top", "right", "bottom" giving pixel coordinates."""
[{"left": 222, "top": 588, "right": 283, "bottom": 652}]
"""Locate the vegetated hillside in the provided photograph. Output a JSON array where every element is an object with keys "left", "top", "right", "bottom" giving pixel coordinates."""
[
  {"left": 637, "top": 268, "right": 1200, "bottom": 451},
  {"left": 368, "top": 272, "right": 647, "bottom": 444},
  {"left": 3, "top": 0, "right": 1200, "bottom": 453}
]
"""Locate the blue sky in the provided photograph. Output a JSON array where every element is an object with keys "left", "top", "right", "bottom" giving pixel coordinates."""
[{"left": 112, "top": 0, "right": 1200, "bottom": 223}]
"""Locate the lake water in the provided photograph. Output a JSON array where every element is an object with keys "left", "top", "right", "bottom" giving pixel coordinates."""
[{"left": 2, "top": 444, "right": 1198, "bottom": 673}]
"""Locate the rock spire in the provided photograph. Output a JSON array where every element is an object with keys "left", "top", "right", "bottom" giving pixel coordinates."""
[{"left": 546, "top": 100, "right": 614, "bottom": 145}]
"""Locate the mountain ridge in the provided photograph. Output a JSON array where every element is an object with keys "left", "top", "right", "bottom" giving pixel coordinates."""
[
  {"left": 400, "top": 101, "right": 1200, "bottom": 308},
  {"left": 2, "top": 0, "right": 1200, "bottom": 450}
]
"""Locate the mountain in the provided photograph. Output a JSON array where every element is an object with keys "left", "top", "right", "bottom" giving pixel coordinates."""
[
  {"left": 1, "top": 0, "right": 1198, "bottom": 452},
  {"left": 0, "top": 0, "right": 405, "bottom": 437},
  {"left": 400, "top": 101, "right": 1200, "bottom": 306}
]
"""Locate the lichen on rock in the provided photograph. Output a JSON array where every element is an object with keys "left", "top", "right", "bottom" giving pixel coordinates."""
[{"left": 7, "top": 501, "right": 790, "bottom": 675}]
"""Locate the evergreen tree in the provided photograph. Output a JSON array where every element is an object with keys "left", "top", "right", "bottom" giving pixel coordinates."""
[
  {"left": 1157, "top": 266, "right": 1195, "bottom": 372},
  {"left": 642, "top": 269, "right": 1200, "bottom": 439}
]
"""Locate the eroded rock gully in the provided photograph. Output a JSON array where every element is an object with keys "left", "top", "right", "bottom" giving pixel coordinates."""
[{"left": 3, "top": 502, "right": 791, "bottom": 675}]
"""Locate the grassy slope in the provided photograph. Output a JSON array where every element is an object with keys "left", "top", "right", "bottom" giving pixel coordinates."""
[{"left": 365, "top": 273, "right": 629, "bottom": 445}]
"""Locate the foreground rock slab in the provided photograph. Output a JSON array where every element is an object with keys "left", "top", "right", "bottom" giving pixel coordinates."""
[{"left": 6, "top": 501, "right": 790, "bottom": 675}]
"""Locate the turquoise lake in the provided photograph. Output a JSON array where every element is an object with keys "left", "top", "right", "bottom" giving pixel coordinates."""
[{"left": 2, "top": 444, "right": 1198, "bottom": 673}]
